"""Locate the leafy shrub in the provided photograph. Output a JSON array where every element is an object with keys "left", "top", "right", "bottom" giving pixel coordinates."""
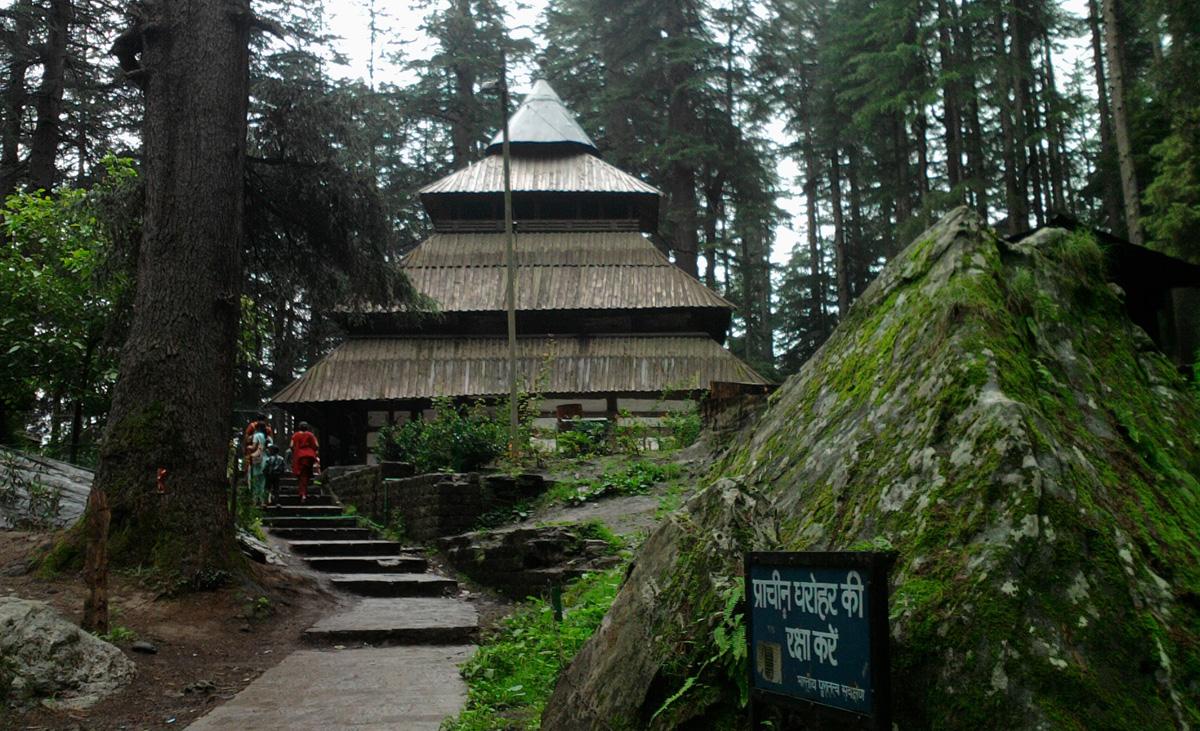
[
  {"left": 555, "top": 418, "right": 609, "bottom": 457},
  {"left": 662, "top": 407, "right": 702, "bottom": 450},
  {"left": 99, "top": 625, "right": 137, "bottom": 644},
  {"left": 539, "top": 460, "right": 683, "bottom": 507},
  {"left": 446, "top": 567, "right": 625, "bottom": 731},
  {"left": 374, "top": 397, "right": 507, "bottom": 472}
]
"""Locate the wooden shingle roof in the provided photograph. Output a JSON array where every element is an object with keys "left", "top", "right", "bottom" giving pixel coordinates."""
[
  {"left": 271, "top": 334, "right": 770, "bottom": 404},
  {"left": 418, "top": 153, "right": 661, "bottom": 196},
  {"left": 379, "top": 231, "right": 733, "bottom": 313}
]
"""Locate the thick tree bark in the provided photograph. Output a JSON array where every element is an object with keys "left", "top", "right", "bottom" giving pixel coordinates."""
[
  {"left": 27, "top": 0, "right": 72, "bottom": 193},
  {"left": 1100, "top": 0, "right": 1143, "bottom": 244},
  {"left": 87, "top": 0, "right": 251, "bottom": 582}
]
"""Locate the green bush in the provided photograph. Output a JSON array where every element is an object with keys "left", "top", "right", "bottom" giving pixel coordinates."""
[
  {"left": 445, "top": 567, "right": 625, "bottom": 731},
  {"left": 374, "top": 397, "right": 507, "bottom": 472},
  {"left": 662, "top": 407, "right": 702, "bottom": 449},
  {"left": 539, "top": 460, "right": 683, "bottom": 507},
  {"left": 555, "top": 418, "right": 609, "bottom": 457}
]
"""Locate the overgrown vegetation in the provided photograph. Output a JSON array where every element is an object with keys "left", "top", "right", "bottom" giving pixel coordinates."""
[
  {"left": 374, "top": 397, "right": 508, "bottom": 472},
  {"left": 445, "top": 567, "right": 625, "bottom": 731},
  {"left": 374, "top": 394, "right": 551, "bottom": 472},
  {"left": 538, "top": 461, "right": 683, "bottom": 508}
]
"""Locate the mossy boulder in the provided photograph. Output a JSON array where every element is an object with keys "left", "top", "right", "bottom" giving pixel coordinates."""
[{"left": 541, "top": 208, "right": 1200, "bottom": 730}]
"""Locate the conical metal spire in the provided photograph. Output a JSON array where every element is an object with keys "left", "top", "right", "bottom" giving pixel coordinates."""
[{"left": 486, "top": 80, "right": 598, "bottom": 154}]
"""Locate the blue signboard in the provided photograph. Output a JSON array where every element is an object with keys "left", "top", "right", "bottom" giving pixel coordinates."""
[{"left": 744, "top": 552, "right": 893, "bottom": 729}]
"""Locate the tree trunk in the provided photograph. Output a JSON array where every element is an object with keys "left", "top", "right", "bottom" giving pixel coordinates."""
[
  {"left": 936, "top": 0, "right": 964, "bottom": 193},
  {"left": 663, "top": 1, "right": 700, "bottom": 277},
  {"left": 1087, "top": 0, "right": 1121, "bottom": 230},
  {"left": 0, "top": 2, "right": 33, "bottom": 201},
  {"left": 1041, "top": 39, "right": 1068, "bottom": 214},
  {"left": 846, "top": 145, "right": 866, "bottom": 297},
  {"left": 914, "top": 111, "right": 930, "bottom": 199},
  {"left": 27, "top": 0, "right": 72, "bottom": 194},
  {"left": 958, "top": 2, "right": 989, "bottom": 220},
  {"left": 449, "top": 0, "right": 477, "bottom": 168},
  {"left": 892, "top": 112, "right": 911, "bottom": 234},
  {"left": 87, "top": 0, "right": 251, "bottom": 582},
  {"left": 702, "top": 174, "right": 725, "bottom": 288},
  {"left": 1098, "top": 0, "right": 1142, "bottom": 241},
  {"left": 829, "top": 149, "right": 850, "bottom": 317}
]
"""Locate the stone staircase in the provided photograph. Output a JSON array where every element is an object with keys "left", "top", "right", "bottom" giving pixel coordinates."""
[{"left": 262, "top": 474, "right": 479, "bottom": 646}]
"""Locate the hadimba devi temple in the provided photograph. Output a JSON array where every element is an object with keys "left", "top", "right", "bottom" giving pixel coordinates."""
[{"left": 272, "top": 81, "right": 771, "bottom": 464}]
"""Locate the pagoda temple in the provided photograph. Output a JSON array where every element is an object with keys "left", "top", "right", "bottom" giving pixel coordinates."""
[{"left": 272, "top": 81, "right": 770, "bottom": 464}]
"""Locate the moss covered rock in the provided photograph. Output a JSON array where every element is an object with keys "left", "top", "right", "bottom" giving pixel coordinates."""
[{"left": 541, "top": 208, "right": 1200, "bottom": 730}]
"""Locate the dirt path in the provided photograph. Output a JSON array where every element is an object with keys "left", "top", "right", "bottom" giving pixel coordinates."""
[{"left": 0, "top": 530, "right": 338, "bottom": 730}]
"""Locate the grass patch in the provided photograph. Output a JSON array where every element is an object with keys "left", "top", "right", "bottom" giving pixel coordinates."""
[
  {"left": 538, "top": 461, "right": 684, "bottom": 508},
  {"left": 445, "top": 567, "right": 625, "bottom": 731}
]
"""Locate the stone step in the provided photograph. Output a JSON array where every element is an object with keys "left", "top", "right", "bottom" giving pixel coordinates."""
[
  {"left": 303, "top": 598, "right": 477, "bottom": 645},
  {"left": 328, "top": 573, "right": 457, "bottom": 598},
  {"left": 288, "top": 540, "right": 406, "bottom": 557},
  {"left": 264, "top": 505, "right": 344, "bottom": 518},
  {"left": 261, "top": 516, "right": 357, "bottom": 529},
  {"left": 304, "top": 555, "right": 428, "bottom": 574},
  {"left": 269, "top": 527, "right": 373, "bottom": 541},
  {"left": 274, "top": 494, "right": 337, "bottom": 506}
]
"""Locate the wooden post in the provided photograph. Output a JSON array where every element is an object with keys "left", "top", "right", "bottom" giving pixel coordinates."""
[
  {"left": 82, "top": 486, "right": 110, "bottom": 634},
  {"left": 498, "top": 53, "right": 519, "bottom": 457}
]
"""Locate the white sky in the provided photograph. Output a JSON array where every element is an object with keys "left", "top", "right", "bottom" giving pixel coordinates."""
[{"left": 323, "top": 0, "right": 1095, "bottom": 269}]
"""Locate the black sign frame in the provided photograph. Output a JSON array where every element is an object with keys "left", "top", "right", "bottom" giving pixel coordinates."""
[{"left": 744, "top": 551, "right": 895, "bottom": 731}]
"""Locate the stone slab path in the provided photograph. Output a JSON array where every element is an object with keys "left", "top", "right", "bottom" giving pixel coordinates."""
[
  {"left": 186, "top": 645, "right": 475, "bottom": 731},
  {"left": 188, "top": 475, "right": 479, "bottom": 729}
]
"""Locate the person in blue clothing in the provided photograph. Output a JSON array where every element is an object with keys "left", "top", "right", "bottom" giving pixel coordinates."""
[
  {"left": 264, "top": 444, "right": 286, "bottom": 506},
  {"left": 247, "top": 421, "right": 269, "bottom": 507}
]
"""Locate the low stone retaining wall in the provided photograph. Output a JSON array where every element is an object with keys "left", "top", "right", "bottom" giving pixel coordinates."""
[
  {"left": 327, "top": 467, "right": 547, "bottom": 541},
  {"left": 438, "top": 525, "right": 623, "bottom": 599}
]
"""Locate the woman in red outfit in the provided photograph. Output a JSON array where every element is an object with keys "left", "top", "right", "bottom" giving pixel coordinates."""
[{"left": 290, "top": 422, "right": 320, "bottom": 503}]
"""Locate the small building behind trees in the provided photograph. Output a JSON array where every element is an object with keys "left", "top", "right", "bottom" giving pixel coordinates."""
[{"left": 271, "top": 81, "right": 770, "bottom": 464}]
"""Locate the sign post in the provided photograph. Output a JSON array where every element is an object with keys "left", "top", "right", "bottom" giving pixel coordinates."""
[{"left": 744, "top": 551, "right": 895, "bottom": 730}]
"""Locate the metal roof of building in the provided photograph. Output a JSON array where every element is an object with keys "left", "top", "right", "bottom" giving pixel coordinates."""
[
  {"left": 378, "top": 231, "right": 733, "bottom": 313},
  {"left": 485, "top": 80, "right": 597, "bottom": 153},
  {"left": 419, "top": 152, "right": 660, "bottom": 197},
  {"left": 271, "top": 334, "right": 770, "bottom": 404}
]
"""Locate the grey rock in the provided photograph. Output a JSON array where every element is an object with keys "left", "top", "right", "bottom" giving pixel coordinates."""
[
  {"left": 0, "top": 596, "right": 136, "bottom": 710},
  {"left": 541, "top": 209, "right": 1200, "bottom": 730},
  {"left": 130, "top": 640, "right": 158, "bottom": 654}
]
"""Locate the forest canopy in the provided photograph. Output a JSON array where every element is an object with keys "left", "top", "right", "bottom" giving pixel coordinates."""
[{"left": 1, "top": 0, "right": 1197, "bottom": 459}]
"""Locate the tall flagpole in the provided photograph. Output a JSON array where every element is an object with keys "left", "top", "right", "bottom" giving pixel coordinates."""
[{"left": 498, "top": 53, "right": 519, "bottom": 457}]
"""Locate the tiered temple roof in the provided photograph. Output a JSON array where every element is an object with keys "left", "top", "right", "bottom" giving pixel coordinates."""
[{"left": 273, "top": 80, "right": 768, "bottom": 413}]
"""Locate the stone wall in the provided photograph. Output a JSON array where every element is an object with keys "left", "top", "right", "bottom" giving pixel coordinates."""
[
  {"left": 389, "top": 473, "right": 483, "bottom": 540},
  {"left": 438, "top": 525, "right": 622, "bottom": 599},
  {"left": 328, "top": 467, "right": 547, "bottom": 541},
  {"left": 325, "top": 465, "right": 384, "bottom": 518}
]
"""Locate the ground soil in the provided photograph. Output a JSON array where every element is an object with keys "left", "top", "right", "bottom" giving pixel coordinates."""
[{"left": 0, "top": 530, "right": 337, "bottom": 730}]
